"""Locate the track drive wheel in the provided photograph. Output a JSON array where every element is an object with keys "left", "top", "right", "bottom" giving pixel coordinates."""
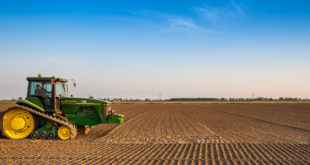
[
  {"left": 58, "top": 125, "right": 71, "bottom": 140},
  {"left": 0, "top": 108, "right": 35, "bottom": 139}
]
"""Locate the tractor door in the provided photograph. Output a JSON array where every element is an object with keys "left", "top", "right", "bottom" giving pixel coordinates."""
[
  {"left": 55, "top": 82, "right": 66, "bottom": 111},
  {"left": 28, "top": 81, "right": 53, "bottom": 109}
]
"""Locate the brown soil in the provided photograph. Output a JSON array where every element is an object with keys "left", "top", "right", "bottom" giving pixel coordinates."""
[
  {"left": 0, "top": 103, "right": 309, "bottom": 164},
  {"left": 0, "top": 103, "right": 16, "bottom": 111}
]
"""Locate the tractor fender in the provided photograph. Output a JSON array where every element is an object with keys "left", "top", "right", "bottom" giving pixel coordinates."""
[{"left": 16, "top": 99, "right": 45, "bottom": 112}]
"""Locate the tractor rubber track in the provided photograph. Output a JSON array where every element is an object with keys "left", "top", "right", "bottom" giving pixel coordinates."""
[{"left": 6, "top": 106, "right": 77, "bottom": 139}]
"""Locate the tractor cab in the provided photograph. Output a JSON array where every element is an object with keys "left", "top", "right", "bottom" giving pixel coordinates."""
[{"left": 26, "top": 74, "right": 67, "bottom": 113}]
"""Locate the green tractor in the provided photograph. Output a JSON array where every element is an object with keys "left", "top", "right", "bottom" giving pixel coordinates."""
[{"left": 0, "top": 74, "right": 124, "bottom": 140}]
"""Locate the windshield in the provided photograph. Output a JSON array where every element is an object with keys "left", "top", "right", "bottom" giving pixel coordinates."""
[
  {"left": 28, "top": 81, "right": 52, "bottom": 98},
  {"left": 55, "top": 82, "right": 66, "bottom": 97}
]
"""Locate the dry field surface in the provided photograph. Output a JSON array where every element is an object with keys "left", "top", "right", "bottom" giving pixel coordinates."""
[{"left": 0, "top": 103, "right": 309, "bottom": 164}]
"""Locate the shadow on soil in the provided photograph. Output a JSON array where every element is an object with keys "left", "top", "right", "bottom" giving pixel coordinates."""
[{"left": 75, "top": 124, "right": 119, "bottom": 140}]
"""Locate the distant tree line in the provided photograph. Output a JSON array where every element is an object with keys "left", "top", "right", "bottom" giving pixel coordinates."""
[
  {"left": 99, "top": 97, "right": 310, "bottom": 102},
  {"left": 168, "top": 97, "right": 310, "bottom": 102},
  {"left": 3, "top": 97, "right": 309, "bottom": 102}
]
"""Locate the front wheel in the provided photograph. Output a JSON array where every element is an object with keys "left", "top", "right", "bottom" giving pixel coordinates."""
[{"left": 1, "top": 108, "right": 36, "bottom": 139}]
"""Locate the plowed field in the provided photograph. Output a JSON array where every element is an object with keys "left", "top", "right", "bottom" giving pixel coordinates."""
[{"left": 0, "top": 103, "right": 309, "bottom": 164}]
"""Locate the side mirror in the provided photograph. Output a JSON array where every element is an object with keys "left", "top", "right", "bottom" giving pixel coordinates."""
[{"left": 73, "top": 82, "right": 77, "bottom": 88}]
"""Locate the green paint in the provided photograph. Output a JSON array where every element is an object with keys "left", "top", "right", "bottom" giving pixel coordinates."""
[
  {"left": 36, "top": 124, "right": 58, "bottom": 135},
  {"left": 60, "top": 98, "right": 124, "bottom": 125},
  {"left": 104, "top": 113, "right": 124, "bottom": 124},
  {"left": 61, "top": 97, "right": 108, "bottom": 126},
  {"left": 17, "top": 97, "right": 45, "bottom": 112}
]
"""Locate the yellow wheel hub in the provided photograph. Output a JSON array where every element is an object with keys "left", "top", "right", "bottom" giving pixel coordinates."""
[
  {"left": 10, "top": 116, "right": 26, "bottom": 130},
  {"left": 58, "top": 126, "right": 71, "bottom": 140},
  {"left": 1, "top": 108, "right": 35, "bottom": 139}
]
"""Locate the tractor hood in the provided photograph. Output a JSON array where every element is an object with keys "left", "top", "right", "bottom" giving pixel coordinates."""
[
  {"left": 60, "top": 97, "right": 124, "bottom": 125},
  {"left": 61, "top": 98, "right": 110, "bottom": 105}
]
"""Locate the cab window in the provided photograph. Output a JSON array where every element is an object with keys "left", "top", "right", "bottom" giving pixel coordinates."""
[
  {"left": 55, "top": 82, "right": 65, "bottom": 97},
  {"left": 28, "top": 81, "right": 52, "bottom": 98}
]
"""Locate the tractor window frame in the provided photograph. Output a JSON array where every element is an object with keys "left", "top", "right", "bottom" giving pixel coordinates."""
[{"left": 27, "top": 81, "right": 53, "bottom": 98}]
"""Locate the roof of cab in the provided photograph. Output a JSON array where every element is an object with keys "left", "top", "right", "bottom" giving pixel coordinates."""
[{"left": 27, "top": 77, "right": 68, "bottom": 82}]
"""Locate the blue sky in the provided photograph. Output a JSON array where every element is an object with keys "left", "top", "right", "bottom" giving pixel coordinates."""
[{"left": 0, "top": 0, "right": 309, "bottom": 99}]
